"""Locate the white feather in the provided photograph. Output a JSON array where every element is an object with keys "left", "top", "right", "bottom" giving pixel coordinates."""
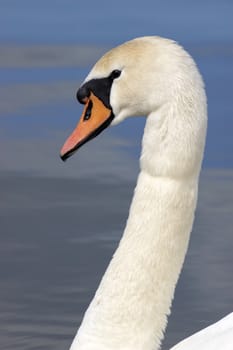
[
  {"left": 68, "top": 37, "right": 232, "bottom": 350},
  {"left": 170, "top": 312, "right": 233, "bottom": 349}
]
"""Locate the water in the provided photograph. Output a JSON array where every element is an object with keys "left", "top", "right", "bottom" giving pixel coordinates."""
[
  {"left": 1, "top": 171, "right": 233, "bottom": 349},
  {"left": 0, "top": 1, "right": 233, "bottom": 349}
]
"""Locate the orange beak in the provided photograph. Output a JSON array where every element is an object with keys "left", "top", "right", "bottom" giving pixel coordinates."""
[{"left": 60, "top": 92, "right": 113, "bottom": 161}]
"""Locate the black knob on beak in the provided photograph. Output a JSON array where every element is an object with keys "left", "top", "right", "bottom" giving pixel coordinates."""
[{"left": 76, "top": 85, "right": 90, "bottom": 104}]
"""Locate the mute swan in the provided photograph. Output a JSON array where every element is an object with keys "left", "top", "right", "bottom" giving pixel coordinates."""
[{"left": 60, "top": 37, "right": 233, "bottom": 350}]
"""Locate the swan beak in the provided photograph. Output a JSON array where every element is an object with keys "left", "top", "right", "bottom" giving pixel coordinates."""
[{"left": 60, "top": 92, "right": 113, "bottom": 161}]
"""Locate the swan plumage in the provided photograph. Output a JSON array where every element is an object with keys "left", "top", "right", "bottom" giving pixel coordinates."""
[
  {"left": 60, "top": 37, "right": 232, "bottom": 350},
  {"left": 171, "top": 312, "right": 233, "bottom": 349}
]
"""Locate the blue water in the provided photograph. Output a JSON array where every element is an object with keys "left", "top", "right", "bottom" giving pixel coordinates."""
[
  {"left": 1, "top": 0, "right": 233, "bottom": 45},
  {"left": 0, "top": 1, "right": 233, "bottom": 349},
  {"left": 0, "top": 67, "right": 85, "bottom": 85}
]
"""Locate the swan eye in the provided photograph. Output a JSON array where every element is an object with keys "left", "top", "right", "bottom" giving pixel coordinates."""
[{"left": 110, "top": 70, "right": 121, "bottom": 79}]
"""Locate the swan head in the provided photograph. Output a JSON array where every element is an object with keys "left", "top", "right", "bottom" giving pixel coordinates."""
[{"left": 60, "top": 36, "right": 207, "bottom": 172}]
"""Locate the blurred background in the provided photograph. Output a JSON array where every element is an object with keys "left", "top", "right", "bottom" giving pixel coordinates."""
[{"left": 0, "top": 1, "right": 233, "bottom": 349}]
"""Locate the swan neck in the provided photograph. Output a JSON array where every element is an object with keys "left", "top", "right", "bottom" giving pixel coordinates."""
[
  {"left": 141, "top": 87, "right": 206, "bottom": 180},
  {"left": 71, "top": 171, "right": 199, "bottom": 350}
]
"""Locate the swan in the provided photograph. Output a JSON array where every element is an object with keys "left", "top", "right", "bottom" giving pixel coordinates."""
[{"left": 60, "top": 36, "right": 233, "bottom": 350}]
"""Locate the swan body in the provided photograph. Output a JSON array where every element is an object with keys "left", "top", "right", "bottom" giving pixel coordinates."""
[
  {"left": 170, "top": 312, "right": 233, "bottom": 350},
  {"left": 60, "top": 37, "right": 232, "bottom": 349}
]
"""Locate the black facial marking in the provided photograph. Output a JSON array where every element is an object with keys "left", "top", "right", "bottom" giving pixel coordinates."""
[
  {"left": 77, "top": 78, "right": 112, "bottom": 109},
  {"left": 76, "top": 85, "right": 90, "bottom": 104},
  {"left": 76, "top": 70, "right": 122, "bottom": 109},
  {"left": 83, "top": 100, "right": 93, "bottom": 121}
]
